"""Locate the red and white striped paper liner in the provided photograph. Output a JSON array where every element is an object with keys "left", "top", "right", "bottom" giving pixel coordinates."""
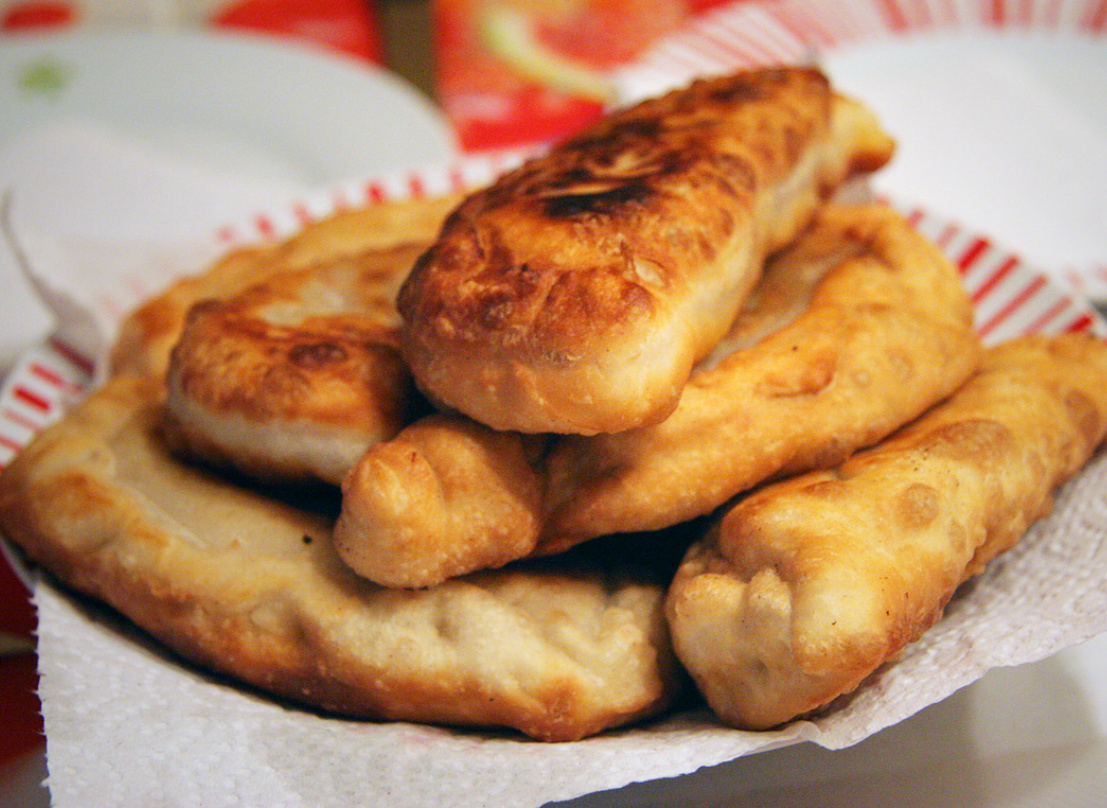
[
  {"left": 0, "top": 335, "right": 93, "bottom": 469},
  {"left": 210, "top": 149, "right": 536, "bottom": 248},
  {"left": 618, "top": 0, "right": 1107, "bottom": 88},
  {"left": 889, "top": 198, "right": 1103, "bottom": 340},
  {"left": 0, "top": 155, "right": 1101, "bottom": 471}
]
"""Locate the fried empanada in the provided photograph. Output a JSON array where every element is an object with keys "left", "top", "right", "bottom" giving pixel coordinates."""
[
  {"left": 399, "top": 67, "right": 894, "bottom": 435},
  {"left": 667, "top": 333, "right": 1107, "bottom": 730},
  {"left": 120, "top": 196, "right": 462, "bottom": 485},
  {"left": 111, "top": 195, "right": 461, "bottom": 382}
]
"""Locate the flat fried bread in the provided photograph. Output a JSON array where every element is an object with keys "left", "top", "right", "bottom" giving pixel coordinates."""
[
  {"left": 666, "top": 333, "right": 1107, "bottom": 730},
  {"left": 399, "top": 67, "right": 895, "bottom": 435},
  {"left": 0, "top": 374, "right": 680, "bottom": 742},
  {"left": 335, "top": 203, "right": 979, "bottom": 588}
]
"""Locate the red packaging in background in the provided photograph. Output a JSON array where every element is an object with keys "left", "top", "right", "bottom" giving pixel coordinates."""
[
  {"left": 0, "top": 0, "right": 384, "bottom": 64},
  {"left": 209, "top": 0, "right": 383, "bottom": 63},
  {"left": 432, "top": 0, "right": 733, "bottom": 152}
]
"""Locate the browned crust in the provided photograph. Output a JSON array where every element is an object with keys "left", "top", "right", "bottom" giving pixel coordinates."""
[
  {"left": 164, "top": 242, "right": 426, "bottom": 484},
  {"left": 112, "top": 194, "right": 462, "bottom": 485},
  {"left": 110, "top": 245, "right": 278, "bottom": 381},
  {"left": 0, "top": 375, "right": 681, "bottom": 742},
  {"left": 399, "top": 67, "right": 895, "bottom": 435},
  {"left": 667, "top": 333, "right": 1107, "bottom": 730}
]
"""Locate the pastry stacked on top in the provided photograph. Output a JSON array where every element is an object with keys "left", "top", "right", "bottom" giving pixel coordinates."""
[
  {"left": 2, "top": 66, "right": 1106, "bottom": 742},
  {"left": 399, "top": 67, "right": 894, "bottom": 436}
]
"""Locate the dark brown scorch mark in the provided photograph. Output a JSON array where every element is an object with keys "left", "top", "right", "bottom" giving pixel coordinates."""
[{"left": 542, "top": 180, "right": 660, "bottom": 219}]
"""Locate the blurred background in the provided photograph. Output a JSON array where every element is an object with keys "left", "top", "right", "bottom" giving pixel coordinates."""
[{"left": 1, "top": 0, "right": 727, "bottom": 151}]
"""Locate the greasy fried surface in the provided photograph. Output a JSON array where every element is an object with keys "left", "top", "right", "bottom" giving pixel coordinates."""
[
  {"left": 165, "top": 241, "right": 426, "bottom": 485},
  {"left": 399, "top": 67, "right": 895, "bottom": 435},
  {"left": 667, "top": 334, "right": 1107, "bottom": 730},
  {"left": 537, "top": 202, "right": 979, "bottom": 551},
  {"left": 120, "top": 195, "right": 460, "bottom": 485},
  {"left": 111, "top": 195, "right": 462, "bottom": 381},
  {"left": 337, "top": 414, "right": 550, "bottom": 587},
  {"left": 0, "top": 375, "right": 680, "bottom": 742},
  {"left": 336, "top": 204, "right": 979, "bottom": 587}
]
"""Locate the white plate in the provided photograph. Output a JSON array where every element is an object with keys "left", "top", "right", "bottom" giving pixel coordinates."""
[
  {"left": 824, "top": 29, "right": 1107, "bottom": 288},
  {"left": 0, "top": 29, "right": 458, "bottom": 372},
  {"left": 617, "top": 0, "right": 1107, "bottom": 297},
  {"left": 0, "top": 29, "right": 456, "bottom": 187}
]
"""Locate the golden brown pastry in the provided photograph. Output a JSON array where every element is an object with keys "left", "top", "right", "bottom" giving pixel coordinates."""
[
  {"left": 0, "top": 373, "right": 681, "bottom": 742},
  {"left": 120, "top": 195, "right": 460, "bottom": 485},
  {"left": 398, "top": 67, "right": 895, "bottom": 435},
  {"left": 667, "top": 333, "right": 1107, "bottom": 730},
  {"left": 335, "top": 204, "right": 979, "bottom": 588},
  {"left": 164, "top": 241, "right": 425, "bottom": 485}
]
